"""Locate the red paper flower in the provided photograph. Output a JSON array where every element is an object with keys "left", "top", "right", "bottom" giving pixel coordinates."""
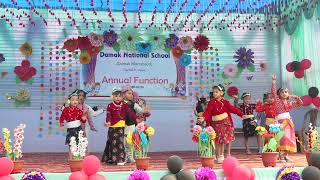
[
  {"left": 286, "top": 59, "right": 312, "bottom": 79},
  {"left": 171, "top": 46, "right": 184, "bottom": 58},
  {"left": 133, "top": 132, "right": 141, "bottom": 152},
  {"left": 63, "top": 38, "right": 78, "bottom": 52},
  {"left": 77, "top": 36, "right": 92, "bottom": 50},
  {"left": 14, "top": 60, "right": 37, "bottom": 82},
  {"left": 87, "top": 46, "right": 100, "bottom": 56},
  {"left": 227, "top": 86, "right": 239, "bottom": 97},
  {"left": 192, "top": 135, "right": 199, "bottom": 143},
  {"left": 193, "top": 35, "right": 209, "bottom": 52}
]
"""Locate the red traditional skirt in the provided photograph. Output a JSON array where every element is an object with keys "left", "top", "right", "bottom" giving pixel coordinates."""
[{"left": 212, "top": 117, "right": 235, "bottom": 144}]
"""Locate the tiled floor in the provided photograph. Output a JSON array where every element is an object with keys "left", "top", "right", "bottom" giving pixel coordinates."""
[{"left": 18, "top": 151, "right": 308, "bottom": 173}]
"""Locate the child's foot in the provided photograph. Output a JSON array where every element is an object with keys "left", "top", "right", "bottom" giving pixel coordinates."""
[
  {"left": 246, "top": 150, "right": 252, "bottom": 155},
  {"left": 216, "top": 155, "right": 224, "bottom": 164},
  {"left": 117, "top": 162, "right": 126, "bottom": 166}
]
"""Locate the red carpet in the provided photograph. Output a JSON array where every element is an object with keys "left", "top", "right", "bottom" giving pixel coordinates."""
[{"left": 19, "top": 151, "right": 308, "bottom": 173}]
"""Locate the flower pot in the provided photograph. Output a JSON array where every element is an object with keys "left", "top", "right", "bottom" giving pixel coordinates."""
[
  {"left": 11, "top": 160, "right": 24, "bottom": 174},
  {"left": 200, "top": 157, "right": 214, "bottom": 168},
  {"left": 135, "top": 157, "right": 150, "bottom": 170},
  {"left": 306, "top": 151, "right": 311, "bottom": 165},
  {"left": 69, "top": 159, "right": 83, "bottom": 172},
  {"left": 261, "top": 152, "right": 279, "bottom": 167}
]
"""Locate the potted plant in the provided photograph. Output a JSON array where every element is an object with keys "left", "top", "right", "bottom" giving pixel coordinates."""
[
  {"left": 126, "top": 123, "right": 155, "bottom": 170},
  {"left": 192, "top": 125, "right": 216, "bottom": 168},
  {"left": 69, "top": 130, "right": 88, "bottom": 172},
  {"left": 256, "top": 124, "right": 284, "bottom": 167},
  {"left": 2, "top": 124, "right": 26, "bottom": 173}
]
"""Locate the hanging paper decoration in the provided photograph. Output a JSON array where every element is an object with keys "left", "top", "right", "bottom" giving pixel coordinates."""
[
  {"left": 19, "top": 42, "right": 33, "bottom": 56},
  {"left": 286, "top": 59, "right": 312, "bottom": 79},
  {"left": 233, "top": 47, "right": 255, "bottom": 72},
  {"left": 79, "top": 53, "right": 91, "bottom": 64},
  {"left": 301, "top": 87, "right": 320, "bottom": 107},
  {"left": 260, "top": 63, "right": 267, "bottom": 71},
  {"left": 172, "top": 47, "right": 184, "bottom": 59},
  {"left": 179, "top": 54, "right": 191, "bottom": 67},
  {"left": 178, "top": 36, "right": 194, "bottom": 51},
  {"left": 63, "top": 38, "right": 78, "bottom": 52},
  {"left": 136, "top": 42, "right": 153, "bottom": 54},
  {"left": 0, "top": 53, "right": 5, "bottom": 63},
  {"left": 193, "top": 35, "right": 209, "bottom": 52},
  {"left": 223, "top": 64, "right": 239, "bottom": 78},
  {"left": 15, "top": 87, "right": 31, "bottom": 106},
  {"left": 88, "top": 33, "right": 104, "bottom": 47},
  {"left": 87, "top": 46, "right": 100, "bottom": 57},
  {"left": 165, "top": 34, "right": 179, "bottom": 49},
  {"left": 1, "top": 72, "right": 8, "bottom": 78},
  {"left": 118, "top": 27, "right": 142, "bottom": 50},
  {"left": 146, "top": 28, "right": 166, "bottom": 50},
  {"left": 78, "top": 36, "right": 92, "bottom": 51},
  {"left": 14, "top": 60, "right": 37, "bottom": 84},
  {"left": 103, "top": 30, "right": 118, "bottom": 47},
  {"left": 227, "top": 86, "right": 239, "bottom": 97}
]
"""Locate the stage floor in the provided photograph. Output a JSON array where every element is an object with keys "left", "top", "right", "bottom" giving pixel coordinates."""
[{"left": 19, "top": 151, "right": 307, "bottom": 173}]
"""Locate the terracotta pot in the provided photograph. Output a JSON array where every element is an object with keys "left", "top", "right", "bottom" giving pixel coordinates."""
[
  {"left": 200, "top": 157, "right": 214, "bottom": 168},
  {"left": 69, "top": 159, "right": 83, "bottom": 172},
  {"left": 11, "top": 160, "right": 24, "bottom": 174},
  {"left": 261, "top": 152, "right": 279, "bottom": 167},
  {"left": 135, "top": 157, "right": 150, "bottom": 170},
  {"left": 306, "top": 151, "right": 311, "bottom": 165}
]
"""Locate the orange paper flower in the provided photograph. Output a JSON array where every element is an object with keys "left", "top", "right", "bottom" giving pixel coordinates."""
[
  {"left": 172, "top": 46, "right": 184, "bottom": 58},
  {"left": 88, "top": 46, "right": 100, "bottom": 56},
  {"left": 79, "top": 53, "right": 91, "bottom": 64},
  {"left": 19, "top": 42, "right": 33, "bottom": 56},
  {"left": 63, "top": 38, "right": 78, "bottom": 52}
]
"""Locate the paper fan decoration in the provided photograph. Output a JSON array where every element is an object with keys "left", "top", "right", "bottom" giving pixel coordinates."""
[
  {"left": 300, "top": 87, "right": 320, "bottom": 107},
  {"left": 286, "top": 59, "right": 311, "bottom": 79}
]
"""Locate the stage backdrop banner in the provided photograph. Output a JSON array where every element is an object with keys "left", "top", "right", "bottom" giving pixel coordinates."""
[{"left": 80, "top": 48, "right": 187, "bottom": 97}]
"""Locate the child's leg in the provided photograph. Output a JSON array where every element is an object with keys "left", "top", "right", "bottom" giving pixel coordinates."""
[
  {"left": 245, "top": 137, "right": 251, "bottom": 154},
  {"left": 226, "top": 143, "right": 231, "bottom": 156},
  {"left": 256, "top": 135, "right": 262, "bottom": 153},
  {"left": 216, "top": 143, "right": 224, "bottom": 163},
  {"left": 124, "top": 125, "right": 135, "bottom": 163}
]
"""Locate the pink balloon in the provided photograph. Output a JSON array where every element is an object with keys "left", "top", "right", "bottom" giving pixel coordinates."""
[
  {"left": 294, "top": 69, "right": 304, "bottom": 79},
  {"left": 83, "top": 155, "right": 101, "bottom": 176},
  {"left": 231, "top": 165, "right": 251, "bottom": 180},
  {"left": 222, "top": 156, "right": 240, "bottom": 177},
  {"left": 300, "top": 59, "right": 312, "bottom": 69},
  {"left": 249, "top": 167, "right": 255, "bottom": 180},
  {"left": 286, "top": 62, "right": 294, "bottom": 72},
  {"left": 88, "top": 174, "right": 106, "bottom": 180},
  {"left": 301, "top": 95, "right": 313, "bottom": 106},
  {"left": 0, "top": 157, "right": 14, "bottom": 176},
  {"left": 69, "top": 171, "right": 88, "bottom": 180},
  {"left": 313, "top": 97, "right": 320, "bottom": 107},
  {"left": 0, "top": 176, "right": 14, "bottom": 180},
  {"left": 226, "top": 177, "right": 232, "bottom": 180}
]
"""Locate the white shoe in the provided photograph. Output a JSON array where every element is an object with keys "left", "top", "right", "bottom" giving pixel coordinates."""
[
  {"left": 216, "top": 155, "right": 224, "bottom": 164},
  {"left": 117, "top": 162, "right": 126, "bottom": 166}
]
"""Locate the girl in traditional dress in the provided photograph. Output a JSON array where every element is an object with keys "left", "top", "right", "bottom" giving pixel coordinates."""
[
  {"left": 102, "top": 88, "right": 137, "bottom": 165},
  {"left": 256, "top": 93, "right": 276, "bottom": 128},
  {"left": 271, "top": 75, "right": 302, "bottom": 162},
  {"left": 198, "top": 84, "right": 244, "bottom": 163}
]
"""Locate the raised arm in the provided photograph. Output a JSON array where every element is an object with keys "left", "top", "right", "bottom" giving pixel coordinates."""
[
  {"left": 290, "top": 95, "right": 303, "bottom": 109},
  {"left": 271, "top": 75, "right": 278, "bottom": 99}
]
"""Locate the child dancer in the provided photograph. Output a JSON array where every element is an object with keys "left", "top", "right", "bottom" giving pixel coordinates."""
[
  {"left": 198, "top": 84, "right": 244, "bottom": 163},
  {"left": 101, "top": 88, "right": 136, "bottom": 165},
  {"left": 256, "top": 93, "right": 276, "bottom": 128},
  {"left": 195, "top": 97, "right": 208, "bottom": 127},
  {"left": 234, "top": 93, "right": 261, "bottom": 154},
  {"left": 60, "top": 92, "right": 87, "bottom": 158},
  {"left": 135, "top": 98, "right": 151, "bottom": 123},
  {"left": 271, "top": 75, "right": 302, "bottom": 162}
]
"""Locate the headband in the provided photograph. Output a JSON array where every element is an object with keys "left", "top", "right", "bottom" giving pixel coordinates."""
[
  {"left": 217, "top": 84, "right": 225, "bottom": 91},
  {"left": 241, "top": 92, "right": 251, "bottom": 100}
]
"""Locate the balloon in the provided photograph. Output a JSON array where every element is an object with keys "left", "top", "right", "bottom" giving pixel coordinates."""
[
  {"left": 222, "top": 156, "right": 240, "bottom": 177},
  {"left": 69, "top": 171, "right": 88, "bottom": 180},
  {"left": 313, "top": 97, "right": 320, "bottom": 107},
  {"left": 249, "top": 168, "right": 255, "bottom": 180},
  {"left": 294, "top": 69, "right": 304, "bottom": 79},
  {"left": 231, "top": 165, "right": 251, "bottom": 180},
  {"left": 0, "top": 157, "right": 14, "bottom": 177},
  {"left": 88, "top": 174, "right": 106, "bottom": 180},
  {"left": 83, "top": 155, "right": 101, "bottom": 176},
  {"left": 301, "top": 166, "right": 320, "bottom": 180},
  {"left": 286, "top": 63, "right": 294, "bottom": 72},
  {"left": 310, "top": 152, "right": 320, "bottom": 169},
  {"left": 301, "top": 95, "right": 313, "bottom": 106},
  {"left": 308, "top": 87, "right": 319, "bottom": 98},
  {"left": 0, "top": 176, "right": 14, "bottom": 180},
  {"left": 176, "top": 169, "right": 195, "bottom": 180},
  {"left": 160, "top": 174, "right": 177, "bottom": 180},
  {"left": 290, "top": 61, "right": 301, "bottom": 71},
  {"left": 167, "top": 156, "right": 184, "bottom": 174},
  {"left": 300, "top": 59, "right": 312, "bottom": 69}
]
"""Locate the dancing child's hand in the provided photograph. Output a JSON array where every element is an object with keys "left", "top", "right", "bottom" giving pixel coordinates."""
[
  {"left": 197, "top": 116, "right": 205, "bottom": 122},
  {"left": 272, "top": 74, "right": 276, "bottom": 81}
]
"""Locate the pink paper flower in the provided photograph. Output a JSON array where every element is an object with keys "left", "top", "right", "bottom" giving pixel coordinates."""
[
  {"left": 178, "top": 36, "right": 194, "bottom": 50},
  {"left": 206, "top": 126, "right": 215, "bottom": 135},
  {"left": 136, "top": 123, "right": 146, "bottom": 132},
  {"left": 223, "top": 64, "right": 238, "bottom": 78},
  {"left": 192, "top": 125, "right": 202, "bottom": 135},
  {"left": 88, "top": 32, "right": 104, "bottom": 47}
]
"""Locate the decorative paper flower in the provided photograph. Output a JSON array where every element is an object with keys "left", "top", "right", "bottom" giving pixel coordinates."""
[
  {"left": 88, "top": 32, "right": 104, "bottom": 47},
  {"left": 69, "top": 130, "right": 88, "bottom": 160},
  {"left": 118, "top": 27, "right": 142, "bottom": 51},
  {"left": 255, "top": 126, "right": 267, "bottom": 136},
  {"left": 0, "top": 53, "right": 6, "bottom": 63},
  {"left": 2, "top": 128, "right": 12, "bottom": 154},
  {"left": 205, "top": 126, "right": 215, "bottom": 135},
  {"left": 180, "top": 54, "right": 191, "bottom": 66},
  {"left": 146, "top": 27, "right": 165, "bottom": 50},
  {"left": 195, "top": 167, "right": 217, "bottom": 180},
  {"left": 103, "top": 30, "right": 118, "bottom": 47},
  {"left": 77, "top": 36, "right": 92, "bottom": 50},
  {"left": 260, "top": 63, "right": 267, "bottom": 71},
  {"left": 192, "top": 135, "right": 199, "bottom": 143},
  {"left": 63, "top": 38, "right": 78, "bottom": 52},
  {"left": 126, "top": 133, "right": 133, "bottom": 145},
  {"left": 227, "top": 86, "right": 239, "bottom": 97},
  {"left": 193, "top": 35, "right": 209, "bottom": 52},
  {"left": 199, "top": 132, "right": 209, "bottom": 142},
  {"left": 300, "top": 87, "right": 320, "bottom": 107},
  {"left": 136, "top": 42, "right": 152, "bottom": 54},
  {"left": 269, "top": 124, "right": 281, "bottom": 133},
  {"left": 128, "top": 170, "right": 150, "bottom": 180},
  {"left": 178, "top": 36, "right": 194, "bottom": 50},
  {"left": 286, "top": 59, "right": 312, "bottom": 79},
  {"left": 276, "top": 166, "right": 301, "bottom": 180},
  {"left": 136, "top": 123, "right": 146, "bottom": 132},
  {"left": 14, "top": 60, "right": 37, "bottom": 82},
  {"left": 15, "top": 87, "right": 31, "bottom": 102},
  {"left": 19, "top": 42, "right": 33, "bottom": 56},
  {"left": 145, "top": 127, "right": 155, "bottom": 136},
  {"left": 79, "top": 53, "right": 91, "bottom": 64},
  {"left": 234, "top": 47, "right": 255, "bottom": 70},
  {"left": 192, "top": 125, "right": 202, "bottom": 135},
  {"left": 140, "top": 132, "right": 148, "bottom": 146},
  {"left": 87, "top": 46, "right": 100, "bottom": 56},
  {"left": 0, "top": 138, "right": 4, "bottom": 153},
  {"left": 223, "top": 64, "right": 238, "bottom": 78},
  {"left": 165, "top": 34, "right": 179, "bottom": 48},
  {"left": 22, "top": 170, "right": 46, "bottom": 180},
  {"left": 172, "top": 46, "right": 184, "bottom": 58}
]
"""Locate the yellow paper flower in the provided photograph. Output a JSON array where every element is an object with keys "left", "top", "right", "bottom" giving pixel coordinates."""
[
  {"left": 126, "top": 133, "right": 133, "bottom": 145},
  {"left": 255, "top": 126, "right": 267, "bottom": 136},
  {"left": 2, "top": 128, "right": 12, "bottom": 153},
  {"left": 79, "top": 53, "right": 91, "bottom": 64},
  {"left": 210, "top": 132, "right": 216, "bottom": 140},
  {"left": 19, "top": 42, "right": 33, "bottom": 56},
  {"left": 146, "top": 127, "right": 155, "bottom": 136}
]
